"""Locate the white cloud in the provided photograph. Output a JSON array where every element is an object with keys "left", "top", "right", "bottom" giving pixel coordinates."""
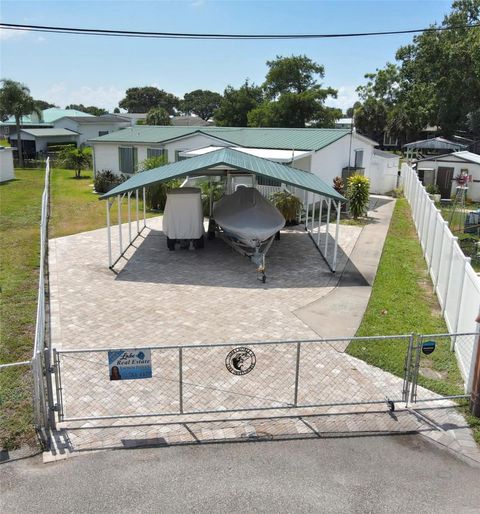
[
  {"left": 325, "top": 86, "right": 359, "bottom": 113},
  {"left": 42, "top": 84, "right": 124, "bottom": 111},
  {"left": 0, "top": 27, "right": 28, "bottom": 40}
]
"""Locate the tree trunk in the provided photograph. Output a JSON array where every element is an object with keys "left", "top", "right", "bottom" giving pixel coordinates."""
[{"left": 15, "top": 116, "right": 23, "bottom": 168}]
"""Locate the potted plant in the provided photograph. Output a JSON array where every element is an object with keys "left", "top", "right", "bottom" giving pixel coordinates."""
[
  {"left": 270, "top": 191, "right": 303, "bottom": 225},
  {"left": 426, "top": 183, "right": 441, "bottom": 203}
]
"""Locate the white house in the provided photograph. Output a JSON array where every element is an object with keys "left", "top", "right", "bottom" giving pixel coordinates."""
[
  {"left": 0, "top": 146, "right": 15, "bottom": 182},
  {"left": 9, "top": 128, "right": 79, "bottom": 157},
  {"left": 369, "top": 149, "right": 400, "bottom": 194},
  {"left": 53, "top": 114, "right": 131, "bottom": 146},
  {"left": 415, "top": 151, "right": 480, "bottom": 201},
  {"left": 89, "top": 126, "right": 378, "bottom": 190}
]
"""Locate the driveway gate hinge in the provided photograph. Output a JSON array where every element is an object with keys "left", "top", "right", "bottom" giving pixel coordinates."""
[
  {"left": 50, "top": 403, "right": 59, "bottom": 412},
  {"left": 48, "top": 365, "right": 56, "bottom": 374}
]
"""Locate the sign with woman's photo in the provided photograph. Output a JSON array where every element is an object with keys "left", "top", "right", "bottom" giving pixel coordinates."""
[{"left": 108, "top": 349, "right": 152, "bottom": 380}]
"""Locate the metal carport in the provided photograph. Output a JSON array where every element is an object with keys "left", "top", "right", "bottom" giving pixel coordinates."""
[{"left": 100, "top": 147, "right": 346, "bottom": 272}]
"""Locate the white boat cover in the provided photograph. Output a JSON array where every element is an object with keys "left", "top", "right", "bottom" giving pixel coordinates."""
[
  {"left": 213, "top": 187, "right": 285, "bottom": 247},
  {"left": 163, "top": 188, "right": 205, "bottom": 239}
]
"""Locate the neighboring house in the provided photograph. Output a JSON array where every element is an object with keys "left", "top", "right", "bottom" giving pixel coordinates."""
[
  {"left": 112, "top": 113, "right": 147, "bottom": 125},
  {"left": 369, "top": 149, "right": 400, "bottom": 194},
  {"left": 53, "top": 114, "right": 131, "bottom": 146},
  {"left": 89, "top": 126, "right": 378, "bottom": 189},
  {"left": 334, "top": 118, "right": 353, "bottom": 129},
  {"left": 9, "top": 128, "right": 79, "bottom": 158},
  {"left": 0, "top": 146, "right": 15, "bottom": 182},
  {"left": 415, "top": 151, "right": 480, "bottom": 201},
  {"left": 171, "top": 116, "right": 213, "bottom": 127},
  {"left": 0, "top": 107, "right": 92, "bottom": 139}
]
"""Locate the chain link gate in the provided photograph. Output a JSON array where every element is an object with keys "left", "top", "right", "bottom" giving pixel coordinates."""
[
  {"left": 52, "top": 335, "right": 417, "bottom": 423},
  {"left": 51, "top": 333, "right": 476, "bottom": 424},
  {"left": 407, "top": 333, "right": 475, "bottom": 405}
]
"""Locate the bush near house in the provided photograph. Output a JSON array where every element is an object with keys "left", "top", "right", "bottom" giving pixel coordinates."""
[{"left": 347, "top": 174, "right": 370, "bottom": 219}]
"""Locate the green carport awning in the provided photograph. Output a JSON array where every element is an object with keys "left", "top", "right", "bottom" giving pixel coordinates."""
[{"left": 100, "top": 147, "right": 346, "bottom": 202}]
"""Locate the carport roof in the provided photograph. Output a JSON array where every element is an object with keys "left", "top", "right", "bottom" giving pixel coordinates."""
[{"left": 100, "top": 147, "right": 346, "bottom": 202}]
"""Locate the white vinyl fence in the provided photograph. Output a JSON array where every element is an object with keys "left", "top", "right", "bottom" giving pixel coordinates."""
[{"left": 403, "top": 163, "right": 480, "bottom": 391}]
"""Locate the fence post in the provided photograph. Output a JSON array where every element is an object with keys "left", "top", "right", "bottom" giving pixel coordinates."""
[
  {"left": 293, "top": 342, "right": 301, "bottom": 407},
  {"left": 44, "top": 347, "right": 57, "bottom": 431},
  {"left": 442, "top": 236, "right": 458, "bottom": 317},
  {"left": 402, "top": 334, "right": 415, "bottom": 404},
  {"left": 179, "top": 348, "right": 183, "bottom": 414},
  {"left": 470, "top": 326, "right": 480, "bottom": 416},
  {"left": 433, "top": 221, "right": 449, "bottom": 290},
  {"left": 452, "top": 256, "right": 471, "bottom": 348}
]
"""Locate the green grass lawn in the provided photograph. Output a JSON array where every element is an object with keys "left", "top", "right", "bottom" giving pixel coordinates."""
[
  {"left": 0, "top": 168, "right": 155, "bottom": 449},
  {"left": 347, "top": 197, "right": 479, "bottom": 442}
]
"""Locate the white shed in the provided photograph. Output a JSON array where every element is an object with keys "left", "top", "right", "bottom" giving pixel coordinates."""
[
  {"left": 368, "top": 149, "right": 400, "bottom": 194},
  {"left": 415, "top": 151, "right": 480, "bottom": 201},
  {"left": 0, "top": 146, "right": 15, "bottom": 182}
]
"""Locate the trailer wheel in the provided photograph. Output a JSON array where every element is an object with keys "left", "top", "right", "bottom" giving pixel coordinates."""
[
  {"left": 275, "top": 231, "right": 281, "bottom": 240},
  {"left": 167, "top": 238, "right": 175, "bottom": 251}
]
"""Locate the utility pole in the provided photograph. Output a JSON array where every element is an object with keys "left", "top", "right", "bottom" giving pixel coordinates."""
[{"left": 471, "top": 314, "right": 480, "bottom": 417}]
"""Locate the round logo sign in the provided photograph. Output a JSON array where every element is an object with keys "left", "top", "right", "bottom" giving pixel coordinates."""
[
  {"left": 225, "top": 347, "right": 256, "bottom": 375},
  {"left": 422, "top": 340, "right": 436, "bottom": 355}
]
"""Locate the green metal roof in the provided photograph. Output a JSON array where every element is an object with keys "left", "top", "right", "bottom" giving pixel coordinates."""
[
  {"left": 90, "top": 126, "right": 350, "bottom": 151},
  {"left": 0, "top": 107, "right": 93, "bottom": 126},
  {"left": 20, "top": 128, "right": 79, "bottom": 137},
  {"left": 100, "top": 147, "right": 346, "bottom": 202}
]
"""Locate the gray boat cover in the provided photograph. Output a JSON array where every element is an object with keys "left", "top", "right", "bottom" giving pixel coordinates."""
[
  {"left": 213, "top": 187, "right": 285, "bottom": 247},
  {"left": 163, "top": 188, "right": 205, "bottom": 239}
]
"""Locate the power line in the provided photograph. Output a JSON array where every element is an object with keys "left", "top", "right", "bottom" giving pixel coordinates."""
[{"left": 1, "top": 22, "right": 479, "bottom": 40}]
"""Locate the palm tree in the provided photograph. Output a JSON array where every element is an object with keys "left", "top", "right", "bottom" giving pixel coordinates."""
[
  {"left": 0, "top": 79, "right": 40, "bottom": 167},
  {"left": 145, "top": 107, "right": 171, "bottom": 125}
]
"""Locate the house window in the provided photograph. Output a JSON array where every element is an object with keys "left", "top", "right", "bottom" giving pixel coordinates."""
[
  {"left": 257, "top": 176, "right": 281, "bottom": 187},
  {"left": 98, "top": 131, "right": 109, "bottom": 137},
  {"left": 175, "top": 150, "right": 187, "bottom": 162},
  {"left": 354, "top": 150, "right": 364, "bottom": 168},
  {"left": 147, "top": 148, "right": 167, "bottom": 160},
  {"left": 118, "top": 147, "right": 138, "bottom": 174}
]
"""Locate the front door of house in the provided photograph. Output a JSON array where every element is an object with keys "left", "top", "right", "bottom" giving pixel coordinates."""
[{"left": 436, "top": 167, "right": 454, "bottom": 199}]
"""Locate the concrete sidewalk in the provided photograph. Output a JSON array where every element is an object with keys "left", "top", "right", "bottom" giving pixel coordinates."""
[{"left": 295, "top": 195, "right": 395, "bottom": 340}]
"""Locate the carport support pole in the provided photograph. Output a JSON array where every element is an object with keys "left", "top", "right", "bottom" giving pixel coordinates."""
[
  {"left": 106, "top": 200, "right": 112, "bottom": 268},
  {"left": 304, "top": 191, "right": 309, "bottom": 229},
  {"left": 136, "top": 189, "right": 139, "bottom": 233},
  {"left": 325, "top": 199, "right": 331, "bottom": 258},
  {"left": 117, "top": 194, "right": 123, "bottom": 255},
  {"left": 142, "top": 187, "right": 146, "bottom": 227},
  {"left": 317, "top": 197, "right": 323, "bottom": 246},
  {"left": 332, "top": 201, "right": 341, "bottom": 272},
  {"left": 127, "top": 192, "right": 132, "bottom": 244}
]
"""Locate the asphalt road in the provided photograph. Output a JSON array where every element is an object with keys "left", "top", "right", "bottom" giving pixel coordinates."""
[{"left": 1, "top": 435, "right": 479, "bottom": 514}]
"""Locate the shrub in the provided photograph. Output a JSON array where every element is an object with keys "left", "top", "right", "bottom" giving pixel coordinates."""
[
  {"left": 347, "top": 174, "right": 370, "bottom": 219},
  {"left": 94, "top": 169, "right": 126, "bottom": 194},
  {"left": 271, "top": 191, "right": 303, "bottom": 224},
  {"left": 59, "top": 146, "right": 92, "bottom": 178},
  {"left": 139, "top": 156, "right": 181, "bottom": 211},
  {"left": 200, "top": 181, "right": 224, "bottom": 216},
  {"left": 426, "top": 183, "right": 440, "bottom": 195},
  {"left": 391, "top": 187, "right": 404, "bottom": 198}
]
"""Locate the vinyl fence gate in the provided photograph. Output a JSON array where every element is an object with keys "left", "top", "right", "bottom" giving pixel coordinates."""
[{"left": 51, "top": 334, "right": 474, "bottom": 424}]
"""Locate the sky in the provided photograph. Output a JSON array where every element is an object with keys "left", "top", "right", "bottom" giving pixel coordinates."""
[{"left": 0, "top": 0, "right": 453, "bottom": 112}]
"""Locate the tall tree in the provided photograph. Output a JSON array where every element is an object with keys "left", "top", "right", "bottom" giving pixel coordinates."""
[
  {"left": 181, "top": 89, "right": 222, "bottom": 121},
  {"left": 119, "top": 87, "right": 179, "bottom": 114},
  {"left": 145, "top": 107, "right": 171, "bottom": 125},
  {"left": 35, "top": 99, "right": 56, "bottom": 110},
  {"left": 0, "top": 79, "right": 39, "bottom": 167},
  {"left": 214, "top": 80, "right": 263, "bottom": 126},
  {"left": 66, "top": 104, "right": 108, "bottom": 116},
  {"left": 248, "top": 55, "right": 338, "bottom": 127},
  {"left": 355, "top": 0, "right": 480, "bottom": 143}
]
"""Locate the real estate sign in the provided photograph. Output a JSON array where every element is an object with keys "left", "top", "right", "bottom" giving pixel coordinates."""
[{"left": 108, "top": 349, "right": 152, "bottom": 380}]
